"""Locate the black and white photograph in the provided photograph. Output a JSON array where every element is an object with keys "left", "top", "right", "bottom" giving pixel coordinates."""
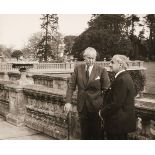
[
  {"left": 0, "top": 0, "right": 154, "bottom": 155},
  {"left": 0, "top": 13, "right": 155, "bottom": 140}
]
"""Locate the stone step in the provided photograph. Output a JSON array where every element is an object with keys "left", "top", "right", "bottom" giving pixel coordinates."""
[{"left": 0, "top": 118, "right": 54, "bottom": 140}]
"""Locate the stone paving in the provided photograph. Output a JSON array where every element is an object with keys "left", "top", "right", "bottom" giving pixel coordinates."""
[{"left": 0, "top": 115, "right": 54, "bottom": 140}]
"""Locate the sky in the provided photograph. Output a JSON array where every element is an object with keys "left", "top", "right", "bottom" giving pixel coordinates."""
[
  {"left": 0, "top": 14, "right": 91, "bottom": 49},
  {"left": 0, "top": 14, "right": 149, "bottom": 50}
]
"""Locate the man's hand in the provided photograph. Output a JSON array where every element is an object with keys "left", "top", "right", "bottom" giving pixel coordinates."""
[{"left": 64, "top": 103, "right": 72, "bottom": 113}]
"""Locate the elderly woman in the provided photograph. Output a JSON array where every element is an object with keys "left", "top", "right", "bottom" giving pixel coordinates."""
[{"left": 99, "top": 55, "right": 136, "bottom": 140}]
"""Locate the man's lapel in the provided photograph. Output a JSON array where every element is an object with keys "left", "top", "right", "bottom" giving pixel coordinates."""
[{"left": 81, "top": 64, "right": 87, "bottom": 87}]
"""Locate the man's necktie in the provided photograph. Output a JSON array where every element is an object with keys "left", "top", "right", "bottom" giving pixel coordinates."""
[{"left": 86, "top": 65, "right": 89, "bottom": 83}]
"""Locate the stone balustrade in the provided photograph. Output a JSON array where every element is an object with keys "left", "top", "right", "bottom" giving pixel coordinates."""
[
  {"left": 0, "top": 71, "right": 70, "bottom": 91},
  {"left": 0, "top": 61, "right": 154, "bottom": 139},
  {"left": 0, "top": 63, "right": 17, "bottom": 71},
  {"left": 0, "top": 79, "right": 79, "bottom": 139},
  {"left": 23, "top": 85, "right": 79, "bottom": 139},
  {"left": 33, "top": 74, "right": 70, "bottom": 90},
  {"left": 75, "top": 60, "right": 144, "bottom": 71},
  {"left": 128, "top": 97, "right": 155, "bottom": 139},
  {"left": 23, "top": 86, "right": 155, "bottom": 139},
  {"left": 0, "top": 78, "right": 154, "bottom": 139},
  {"left": 34, "top": 62, "right": 74, "bottom": 70},
  {"left": 0, "top": 81, "right": 11, "bottom": 117},
  {"left": 0, "top": 61, "right": 145, "bottom": 72},
  {"left": 0, "top": 67, "right": 146, "bottom": 97}
]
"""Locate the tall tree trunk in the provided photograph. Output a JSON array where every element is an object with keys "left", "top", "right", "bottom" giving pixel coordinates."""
[
  {"left": 44, "top": 14, "right": 49, "bottom": 62},
  {"left": 149, "top": 22, "right": 153, "bottom": 59}
]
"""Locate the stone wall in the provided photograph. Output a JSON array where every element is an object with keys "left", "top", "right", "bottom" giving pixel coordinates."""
[
  {"left": 131, "top": 98, "right": 155, "bottom": 139},
  {"left": 23, "top": 85, "right": 79, "bottom": 139},
  {"left": 33, "top": 74, "right": 69, "bottom": 90},
  {"left": 0, "top": 81, "right": 10, "bottom": 117},
  {"left": 0, "top": 69, "right": 154, "bottom": 139},
  {"left": 0, "top": 79, "right": 79, "bottom": 139},
  {"left": 0, "top": 71, "right": 70, "bottom": 91}
]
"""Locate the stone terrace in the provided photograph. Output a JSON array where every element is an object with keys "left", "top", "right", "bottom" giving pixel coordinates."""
[
  {"left": 0, "top": 115, "right": 53, "bottom": 140},
  {"left": 0, "top": 61, "right": 154, "bottom": 140}
]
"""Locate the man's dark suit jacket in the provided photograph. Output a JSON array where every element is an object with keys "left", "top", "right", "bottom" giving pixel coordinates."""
[
  {"left": 101, "top": 71, "right": 136, "bottom": 134},
  {"left": 66, "top": 64, "right": 110, "bottom": 112}
]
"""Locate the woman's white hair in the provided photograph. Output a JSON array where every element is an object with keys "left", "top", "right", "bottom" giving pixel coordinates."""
[
  {"left": 83, "top": 47, "right": 97, "bottom": 58},
  {"left": 112, "top": 54, "right": 129, "bottom": 69}
]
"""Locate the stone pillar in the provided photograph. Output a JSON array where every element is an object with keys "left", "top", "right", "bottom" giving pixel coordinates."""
[
  {"left": 5, "top": 84, "right": 26, "bottom": 126},
  {"left": 26, "top": 73, "right": 34, "bottom": 85}
]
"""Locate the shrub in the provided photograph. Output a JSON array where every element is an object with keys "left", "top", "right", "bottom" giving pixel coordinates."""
[{"left": 108, "top": 70, "right": 146, "bottom": 95}]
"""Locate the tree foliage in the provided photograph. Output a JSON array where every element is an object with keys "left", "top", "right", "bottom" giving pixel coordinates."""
[
  {"left": 38, "top": 14, "right": 59, "bottom": 62},
  {"left": 0, "top": 44, "right": 13, "bottom": 59},
  {"left": 22, "top": 32, "right": 43, "bottom": 60},
  {"left": 125, "top": 14, "right": 143, "bottom": 59},
  {"left": 71, "top": 14, "right": 155, "bottom": 61},
  {"left": 20, "top": 14, "right": 155, "bottom": 62},
  {"left": 11, "top": 50, "right": 23, "bottom": 61},
  {"left": 64, "top": 35, "right": 77, "bottom": 55},
  {"left": 72, "top": 14, "right": 133, "bottom": 60},
  {"left": 144, "top": 14, "right": 155, "bottom": 59},
  {"left": 37, "top": 31, "right": 63, "bottom": 62}
]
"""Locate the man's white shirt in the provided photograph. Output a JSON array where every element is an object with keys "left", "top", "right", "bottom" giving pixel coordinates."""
[
  {"left": 85, "top": 65, "right": 94, "bottom": 76},
  {"left": 115, "top": 70, "right": 126, "bottom": 79}
]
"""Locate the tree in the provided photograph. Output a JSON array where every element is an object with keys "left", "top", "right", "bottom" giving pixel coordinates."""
[
  {"left": 136, "top": 26, "right": 151, "bottom": 60},
  {"left": 144, "top": 14, "right": 155, "bottom": 59},
  {"left": 11, "top": 50, "right": 23, "bottom": 61},
  {"left": 37, "top": 31, "right": 63, "bottom": 62},
  {"left": 22, "top": 32, "right": 43, "bottom": 60},
  {"left": 72, "top": 14, "right": 133, "bottom": 60},
  {"left": 51, "top": 32, "right": 64, "bottom": 60},
  {"left": 64, "top": 35, "right": 77, "bottom": 55},
  {"left": 39, "top": 14, "right": 59, "bottom": 62},
  {"left": 125, "top": 14, "right": 142, "bottom": 59},
  {"left": 0, "top": 44, "right": 13, "bottom": 59},
  {"left": 125, "top": 14, "right": 140, "bottom": 37}
]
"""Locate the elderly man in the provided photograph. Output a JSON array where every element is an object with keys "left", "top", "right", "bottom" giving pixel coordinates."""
[
  {"left": 64, "top": 47, "right": 110, "bottom": 140},
  {"left": 99, "top": 55, "right": 136, "bottom": 140}
]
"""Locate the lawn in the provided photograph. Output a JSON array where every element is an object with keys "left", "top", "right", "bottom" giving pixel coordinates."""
[{"left": 144, "top": 62, "right": 155, "bottom": 95}]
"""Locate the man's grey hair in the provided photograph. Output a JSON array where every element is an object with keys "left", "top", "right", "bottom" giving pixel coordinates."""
[
  {"left": 83, "top": 47, "right": 97, "bottom": 58},
  {"left": 112, "top": 54, "right": 129, "bottom": 69}
]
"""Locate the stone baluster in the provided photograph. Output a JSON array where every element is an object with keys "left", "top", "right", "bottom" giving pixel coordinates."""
[
  {"left": 3, "top": 72, "right": 9, "bottom": 81},
  {"left": 0, "top": 60, "right": 145, "bottom": 72}
]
